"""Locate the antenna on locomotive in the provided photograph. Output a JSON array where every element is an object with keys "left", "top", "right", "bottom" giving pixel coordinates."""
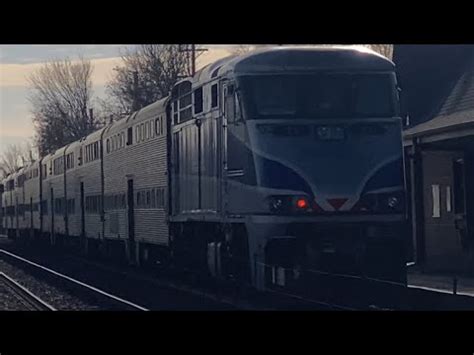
[{"left": 178, "top": 44, "right": 208, "bottom": 77}]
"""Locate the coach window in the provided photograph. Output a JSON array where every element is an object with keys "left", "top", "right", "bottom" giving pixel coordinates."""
[
  {"left": 78, "top": 148, "right": 83, "bottom": 166},
  {"left": 106, "top": 139, "right": 110, "bottom": 153},
  {"left": 145, "top": 122, "right": 150, "bottom": 140},
  {"left": 149, "top": 121, "right": 154, "bottom": 138},
  {"left": 121, "top": 132, "right": 125, "bottom": 147},
  {"left": 150, "top": 188, "right": 156, "bottom": 208},
  {"left": 127, "top": 127, "right": 133, "bottom": 146},
  {"left": 155, "top": 118, "right": 161, "bottom": 136},
  {"left": 140, "top": 123, "right": 144, "bottom": 141},
  {"left": 146, "top": 190, "right": 151, "bottom": 207},
  {"left": 194, "top": 87, "right": 203, "bottom": 114},
  {"left": 136, "top": 191, "right": 141, "bottom": 207},
  {"left": 211, "top": 84, "right": 218, "bottom": 109}
]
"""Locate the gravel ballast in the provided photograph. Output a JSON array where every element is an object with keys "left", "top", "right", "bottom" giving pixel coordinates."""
[{"left": 0, "top": 259, "right": 101, "bottom": 311}]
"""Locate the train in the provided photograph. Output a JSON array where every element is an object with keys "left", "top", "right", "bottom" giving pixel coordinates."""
[{"left": 0, "top": 46, "right": 407, "bottom": 291}]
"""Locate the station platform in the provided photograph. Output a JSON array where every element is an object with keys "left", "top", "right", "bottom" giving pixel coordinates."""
[{"left": 408, "top": 265, "right": 474, "bottom": 297}]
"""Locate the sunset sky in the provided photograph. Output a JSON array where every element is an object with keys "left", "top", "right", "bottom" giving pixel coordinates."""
[{"left": 0, "top": 45, "right": 236, "bottom": 155}]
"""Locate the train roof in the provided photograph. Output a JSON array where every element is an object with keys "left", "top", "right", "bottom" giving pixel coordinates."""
[
  {"left": 187, "top": 46, "right": 395, "bottom": 86},
  {"left": 50, "top": 144, "right": 69, "bottom": 160},
  {"left": 104, "top": 97, "right": 168, "bottom": 137},
  {"left": 10, "top": 167, "right": 24, "bottom": 181}
]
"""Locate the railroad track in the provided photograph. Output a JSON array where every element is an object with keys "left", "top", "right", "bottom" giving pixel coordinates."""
[
  {"left": 0, "top": 242, "right": 397, "bottom": 310},
  {"left": 0, "top": 235, "right": 399, "bottom": 310},
  {"left": 0, "top": 249, "right": 149, "bottom": 311},
  {"left": 0, "top": 272, "right": 56, "bottom": 311},
  {"left": 0, "top": 245, "right": 337, "bottom": 310}
]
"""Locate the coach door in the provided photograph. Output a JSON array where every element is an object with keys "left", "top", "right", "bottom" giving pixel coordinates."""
[
  {"left": 127, "top": 179, "right": 135, "bottom": 243},
  {"left": 15, "top": 194, "right": 19, "bottom": 235},
  {"left": 30, "top": 197, "right": 33, "bottom": 236},
  {"left": 50, "top": 187, "right": 54, "bottom": 244},
  {"left": 422, "top": 150, "right": 468, "bottom": 272},
  {"left": 80, "top": 182, "right": 85, "bottom": 240}
]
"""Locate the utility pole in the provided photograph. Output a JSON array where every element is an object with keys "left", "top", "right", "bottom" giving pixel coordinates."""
[
  {"left": 132, "top": 70, "right": 139, "bottom": 112},
  {"left": 179, "top": 45, "right": 208, "bottom": 77},
  {"left": 89, "top": 108, "right": 94, "bottom": 130}
]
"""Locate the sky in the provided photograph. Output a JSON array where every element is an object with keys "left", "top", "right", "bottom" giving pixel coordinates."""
[{"left": 0, "top": 45, "right": 236, "bottom": 155}]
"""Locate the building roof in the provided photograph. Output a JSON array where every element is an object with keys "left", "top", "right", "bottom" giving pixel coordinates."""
[
  {"left": 395, "top": 45, "right": 474, "bottom": 130},
  {"left": 404, "top": 48, "right": 474, "bottom": 141}
]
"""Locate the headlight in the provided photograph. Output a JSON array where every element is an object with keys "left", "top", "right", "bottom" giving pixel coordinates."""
[
  {"left": 353, "top": 191, "right": 405, "bottom": 213},
  {"left": 387, "top": 196, "right": 399, "bottom": 209},
  {"left": 267, "top": 195, "right": 315, "bottom": 214}
]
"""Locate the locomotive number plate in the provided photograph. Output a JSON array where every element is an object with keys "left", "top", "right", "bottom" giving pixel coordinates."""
[{"left": 315, "top": 126, "right": 345, "bottom": 141}]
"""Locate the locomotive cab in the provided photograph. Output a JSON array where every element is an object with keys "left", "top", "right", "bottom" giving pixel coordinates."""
[{"left": 220, "top": 47, "right": 407, "bottom": 288}]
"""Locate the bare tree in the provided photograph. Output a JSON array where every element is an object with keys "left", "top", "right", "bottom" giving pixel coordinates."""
[
  {"left": 27, "top": 57, "right": 98, "bottom": 155},
  {"left": 0, "top": 143, "right": 35, "bottom": 178},
  {"left": 106, "top": 45, "right": 204, "bottom": 115}
]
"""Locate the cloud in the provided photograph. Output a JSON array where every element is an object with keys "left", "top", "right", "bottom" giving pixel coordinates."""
[
  {"left": 0, "top": 57, "right": 123, "bottom": 88},
  {"left": 0, "top": 45, "right": 129, "bottom": 64},
  {"left": 0, "top": 46, "right": 236, "bottom": 154},
  {"left": 0, "top": 47, "right": 234, "bottom": 88},
  {"left": 197, "top": 47, "right": 234, "bottom": 69}
]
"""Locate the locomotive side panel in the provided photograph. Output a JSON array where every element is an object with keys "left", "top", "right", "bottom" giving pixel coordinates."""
[
  {"left": 170, "top": 78, "right": 223, "bottom": 219},
  {"left": 200, "top": 113, "right": 219, "bottom": 213}
]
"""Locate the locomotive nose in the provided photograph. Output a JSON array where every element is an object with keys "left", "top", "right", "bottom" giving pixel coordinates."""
[{"left": 326, "top": 198, "right": 348, "bottom": 211}]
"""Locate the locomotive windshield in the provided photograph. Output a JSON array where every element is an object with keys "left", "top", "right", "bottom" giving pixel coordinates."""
[{"left": 237, "top": 73, "right": 398, "bottom": 120}]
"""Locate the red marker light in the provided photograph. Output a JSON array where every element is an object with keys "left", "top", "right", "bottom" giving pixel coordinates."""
[{"left": 296, "top": 198, "right": 308, "bottom": 209}]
